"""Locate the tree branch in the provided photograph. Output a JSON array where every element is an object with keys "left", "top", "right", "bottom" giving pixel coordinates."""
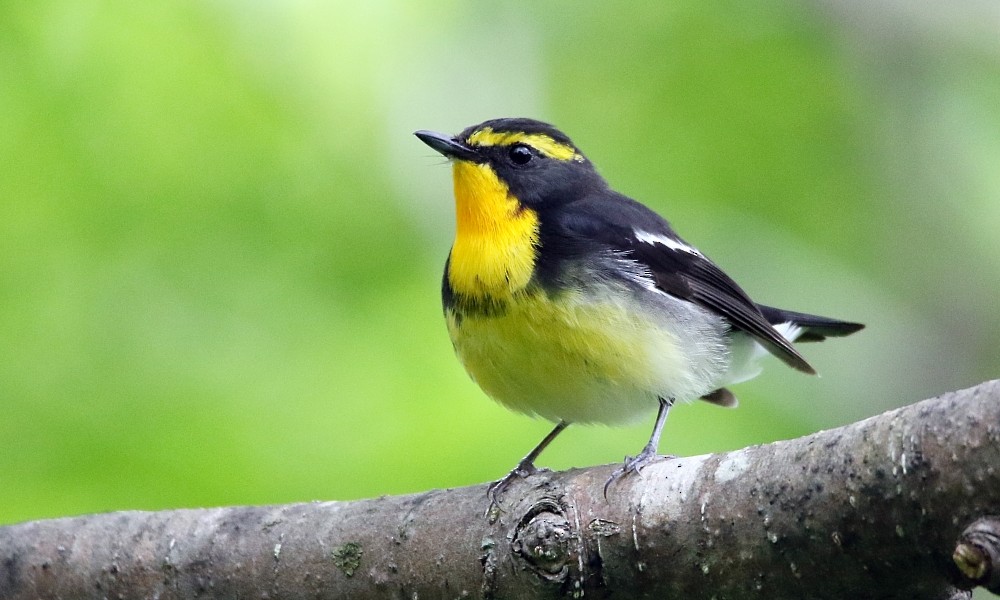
[{"left": 2, "top": 381, "right": 999, "bottom": 599}]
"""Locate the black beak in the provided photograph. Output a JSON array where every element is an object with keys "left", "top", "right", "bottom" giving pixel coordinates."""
[{"left": 414, "top": 130, "right": 480, "bottom": 162}]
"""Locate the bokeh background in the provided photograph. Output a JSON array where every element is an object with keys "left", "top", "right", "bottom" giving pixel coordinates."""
[{"left": 3, "top": 0, "right": 999, "bottom": 536}]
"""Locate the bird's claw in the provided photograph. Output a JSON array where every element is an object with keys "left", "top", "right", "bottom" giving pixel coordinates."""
[
  {"left": 486, "top": 460, "right": 538, "bottom": 513},
  {"left": 603, "top": 446, "right": 668, "bottom": 499}
]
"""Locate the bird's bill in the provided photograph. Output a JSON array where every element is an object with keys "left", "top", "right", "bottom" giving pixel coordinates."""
[{"left": 414, "top": 130, "right": 480, "bottom": 162}]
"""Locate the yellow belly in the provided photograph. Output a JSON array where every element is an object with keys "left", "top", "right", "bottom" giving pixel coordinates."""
[{"left": 447, "top": 288, "right": 720, "bottom": 424}]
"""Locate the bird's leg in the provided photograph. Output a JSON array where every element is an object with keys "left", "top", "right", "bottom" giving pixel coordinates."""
[
  {"left": 487, "top": 421, "right": 569, "bottom": 509},
  {"left": 604, "top": 397, "right": 675, "bottom": 498}
]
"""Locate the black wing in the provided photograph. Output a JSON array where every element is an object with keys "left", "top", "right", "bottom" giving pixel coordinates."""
[{"left": 547, "top": 193, "right": 815, "bottom": 374}]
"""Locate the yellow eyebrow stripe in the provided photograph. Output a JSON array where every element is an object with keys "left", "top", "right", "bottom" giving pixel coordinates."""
[{"left": 467, "top": 128, "right": 583, "bottom": 162}]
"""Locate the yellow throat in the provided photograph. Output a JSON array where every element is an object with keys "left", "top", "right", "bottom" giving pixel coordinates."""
[{"left": 448, "top": 161, "right": 539, "bottom": 301}]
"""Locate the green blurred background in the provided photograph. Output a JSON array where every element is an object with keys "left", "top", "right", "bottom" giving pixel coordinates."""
[{"left": 3, "top": 1, "right": 1000, "bottom": 528}]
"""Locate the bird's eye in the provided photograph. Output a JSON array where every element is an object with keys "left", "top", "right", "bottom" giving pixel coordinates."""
[{"left": 508, "top": 144, "right": 534, "bottom": 165}]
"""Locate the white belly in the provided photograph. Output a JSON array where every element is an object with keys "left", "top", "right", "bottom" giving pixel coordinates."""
[{"left": 447, "top": 285, "right": 731, "bottom": 425}]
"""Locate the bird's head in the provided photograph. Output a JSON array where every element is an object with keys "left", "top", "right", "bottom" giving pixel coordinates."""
[
  {"left": 416, "top": 118, "right": 603, "bottom": 301},
  {"left": 415, "top": 118, "right": 603, "bottom": 209}
]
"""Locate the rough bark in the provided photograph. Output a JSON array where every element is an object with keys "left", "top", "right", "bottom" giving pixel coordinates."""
[{"left": 2, "top": 381, "right": 999, "bottom": 599}]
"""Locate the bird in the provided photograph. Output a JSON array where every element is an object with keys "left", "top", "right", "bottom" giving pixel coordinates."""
[{"left": 414, "top": 118, "right": 863, "bottom": 505}]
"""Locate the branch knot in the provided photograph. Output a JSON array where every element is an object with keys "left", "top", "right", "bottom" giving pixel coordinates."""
[
  {"left": 512, "top": 501, "right": 572, "bottom": 581},
  {"left": 953, "top": 517, "right": 1000, "bottom": 593}
]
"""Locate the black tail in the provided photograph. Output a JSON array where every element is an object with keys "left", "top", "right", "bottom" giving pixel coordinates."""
[{"left": 757, "top": 305, "right": 864, "bottom": 343}]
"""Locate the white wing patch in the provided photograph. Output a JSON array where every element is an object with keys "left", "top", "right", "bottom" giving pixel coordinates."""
[{"left": 633, "top": 229, "right": 702, "bottom": 256}]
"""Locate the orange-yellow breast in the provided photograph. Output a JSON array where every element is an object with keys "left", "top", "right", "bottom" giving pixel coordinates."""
[{"left": 447, "top": 161, "right": 539, "bottom": 301}]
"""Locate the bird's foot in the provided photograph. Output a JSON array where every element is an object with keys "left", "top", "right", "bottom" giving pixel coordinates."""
[
  {"left": 486, "top": 458, "right": 538, "bottom": 513},
  {"left": 603, "top": 444, "right": 671, "bottom": 499}
]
